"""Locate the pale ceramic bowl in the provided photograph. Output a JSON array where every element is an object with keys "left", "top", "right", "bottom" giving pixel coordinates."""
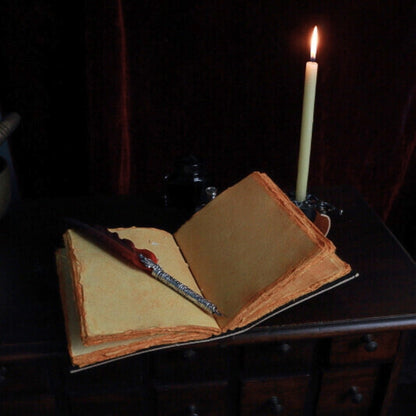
[{"left": 0, "top": 156, "right": 11, "bottom": 219}]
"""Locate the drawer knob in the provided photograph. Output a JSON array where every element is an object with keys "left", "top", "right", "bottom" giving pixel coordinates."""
[
  {"left": 187, "top": 404, "right": 199, "bottom": 416},
  {"left": 277, "top": 343, "right": 291, "bottom": 354},
  {"left": 0, "top": 366, "right": 6, "bottom": 383},
  {"left": 183, "top": 349, "right": 197, "bottom": 361},
  {"left": 269, "top": 396, "right": 284, "bottom": 414},
  {"left": 361, "top": 334, "right": 378, "bottom": 352},
  {"left": 349, "top": 386, "right": 363, "bottom": 404}
]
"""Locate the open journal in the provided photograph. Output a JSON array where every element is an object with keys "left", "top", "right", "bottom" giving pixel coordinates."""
[{"left": 56, "top": 172, "right": 353, "bottom": 369}]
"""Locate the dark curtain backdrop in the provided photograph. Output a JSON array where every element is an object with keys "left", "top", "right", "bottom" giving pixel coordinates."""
[
  {"left": 85, "top": 1, "right": 416, "bottom": 216},
  {"left": 1, "top": 1, "right": 415, "bottom": 253}
]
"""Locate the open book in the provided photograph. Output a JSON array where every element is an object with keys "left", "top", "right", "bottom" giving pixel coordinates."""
[{"left": 56, "top": 172, "right": 353, "bottom": 369}]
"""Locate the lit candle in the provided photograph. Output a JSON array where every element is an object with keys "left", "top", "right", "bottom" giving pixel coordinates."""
[{"left": 296, "top": 26, "right": 318, "bottom": 202}]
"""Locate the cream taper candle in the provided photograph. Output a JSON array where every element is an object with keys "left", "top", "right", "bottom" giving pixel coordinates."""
[{"left": 296, "top": 26, "right": 318, "bottom": 202}]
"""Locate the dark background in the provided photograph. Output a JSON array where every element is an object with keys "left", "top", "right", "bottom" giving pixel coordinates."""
[{"left": 0, "top": 1, "right": 415, "bottom": 255}]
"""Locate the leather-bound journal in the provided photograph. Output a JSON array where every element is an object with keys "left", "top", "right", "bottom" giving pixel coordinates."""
[{"left": 56, "top": 172, "right": 354, "bottom": 369}]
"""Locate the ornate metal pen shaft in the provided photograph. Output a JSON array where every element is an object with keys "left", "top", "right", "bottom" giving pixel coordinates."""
[{"left": 139, "top": 254, "right": 221, "bottom": 316}]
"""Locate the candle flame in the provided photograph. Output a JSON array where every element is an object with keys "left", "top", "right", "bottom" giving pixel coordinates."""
[{"left": 310, "top": 26, "right": 318, "bottom": 60}]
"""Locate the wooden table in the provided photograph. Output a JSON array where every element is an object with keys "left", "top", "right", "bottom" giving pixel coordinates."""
[{"left": 1, "top": 186, "right": 415, "bottom": 415}]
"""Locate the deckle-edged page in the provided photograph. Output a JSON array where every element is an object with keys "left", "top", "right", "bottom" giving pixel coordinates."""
[
  {"left": 64, "top": 227, "right": 220, "bottom": 346},
  {"left": 56, "top": 250, "right": 216, "bottom": 368},
  {"left": 175, "top": 172, "right": 351, "bottom": 331}
]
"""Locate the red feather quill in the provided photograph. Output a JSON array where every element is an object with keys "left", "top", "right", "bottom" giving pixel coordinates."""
[{"left": 64, "top": 218, "right": 158, "bottom": 272}]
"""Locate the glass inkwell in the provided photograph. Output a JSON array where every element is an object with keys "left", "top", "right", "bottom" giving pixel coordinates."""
[{"left": 163, "top": 155, "right": 217, "bottom": 217}]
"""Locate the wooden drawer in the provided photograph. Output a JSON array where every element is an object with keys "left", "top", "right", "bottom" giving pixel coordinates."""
[
  {"left": 330, "top": 331, "right": 399, "bottom": 365},
  {"left": 153, "top": 345, "right": 228, "bottom": 382},
  {"left": 68, "top": 391, "right": 143, "bottom": 415},
  {"left": 65, "top": 356, "right": 147, "bottom": 393},
  {"left": 240, "top": 375, "right": 310, "bottom": 416},
  {"left": 0, "top": 394, "right": 56, "bottom": 415},
  {"left": 155, "top": 381, "right": 228, "bottom": 416},
  {"left": 243, "top": 339, "right": 316, "bottom": 376},
  {"left": 0, "top": 359, "right": 51, "bottom": 394},
  {"left": 317, "top": 366, "right": 379, "bottom": 415}
]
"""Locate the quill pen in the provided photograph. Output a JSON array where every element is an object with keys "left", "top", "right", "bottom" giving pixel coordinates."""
[{"left": 64, "top": 218, "right": 222, "bottom": 316}]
